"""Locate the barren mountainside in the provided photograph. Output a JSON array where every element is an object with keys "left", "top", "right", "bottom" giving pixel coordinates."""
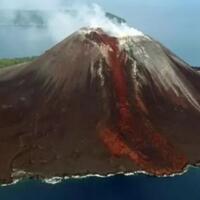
[{"left": 0, "top": 28, "right": 200, "bottom": 184}]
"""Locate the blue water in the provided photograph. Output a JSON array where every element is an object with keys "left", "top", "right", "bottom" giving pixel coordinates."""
[{"left": 0, "top": 167, "right": 200, "bottom": 200}]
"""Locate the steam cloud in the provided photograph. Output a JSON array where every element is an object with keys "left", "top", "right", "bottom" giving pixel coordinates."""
[
  {"left": 0, "top": 0, "right": 145, "bottom": 59},
  {"left": 47, "top": 3, "right": 144, "bottom": 41},
  {"left": 1, "top": 0, "right": 144, "bottom": 42}
]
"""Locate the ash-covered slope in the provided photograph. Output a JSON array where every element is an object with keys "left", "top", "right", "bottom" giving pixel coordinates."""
[{"left": 0, "top": 28, "right": 200, "bottom": 184}]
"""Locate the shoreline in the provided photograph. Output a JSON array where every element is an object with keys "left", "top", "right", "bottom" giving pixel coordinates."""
[{"left": 0, "top": 164, "right": 196, "bottom": 187}]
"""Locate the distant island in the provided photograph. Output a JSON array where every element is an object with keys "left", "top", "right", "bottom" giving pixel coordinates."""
[{"left": 0, "top": 57, "right": 36, "bottom": 68}]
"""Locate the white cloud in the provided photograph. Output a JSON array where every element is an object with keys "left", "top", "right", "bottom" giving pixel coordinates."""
[
  {"left": 0, "top": 0, "right": 144, "bottom": 43},
  {"left": 47, "top": 3, "right": 144, "bottom": 42},
  {"left": 0, "top": 0, "right": 62, "bottom": 10}
]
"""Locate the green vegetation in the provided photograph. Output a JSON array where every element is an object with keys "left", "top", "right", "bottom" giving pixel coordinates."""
[{"left": 0, "top": 57, "right": 36, "bottom": 68}]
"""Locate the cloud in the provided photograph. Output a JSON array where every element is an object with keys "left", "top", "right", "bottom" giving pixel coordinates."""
[
  {"left": 0, "top": 0, "right": 144, "bottom": 44},
  {"left": 47, "top": 3, "right": 144, "bottom": 42},
  {"left": 0, "top": 0, "right": 63, "bottom": 10}
]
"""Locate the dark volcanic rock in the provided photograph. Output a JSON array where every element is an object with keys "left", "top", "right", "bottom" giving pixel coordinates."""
[{"left": 0, "top": 28, "right": 200, "bottom": 184}]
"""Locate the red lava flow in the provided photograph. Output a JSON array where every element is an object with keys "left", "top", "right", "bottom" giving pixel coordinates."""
[{"left": 87, "top": 31, "right": 188, "bottom": 175}]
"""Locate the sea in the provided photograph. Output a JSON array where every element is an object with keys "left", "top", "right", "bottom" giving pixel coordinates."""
[
  {"left": 0, "top": 167, "right": 200, "bottom": 200},
  {"left": 1, "top": 16, "right": 200, "bottom": 199}
]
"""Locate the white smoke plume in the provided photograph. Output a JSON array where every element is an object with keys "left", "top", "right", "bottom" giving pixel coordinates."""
[
  {"left": 0, "top": 0, "right": 144, "bottom": 56},
  {"left": 46, "top": 3, "right": 144, "bottom": 42}
]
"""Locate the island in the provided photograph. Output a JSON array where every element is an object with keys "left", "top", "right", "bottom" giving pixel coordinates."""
[{"left": 0, "top": 28, "right": 200, "bottom": 184}]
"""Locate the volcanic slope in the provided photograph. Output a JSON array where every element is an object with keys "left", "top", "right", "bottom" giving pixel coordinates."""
[{"left": 0, "top": 28, "right": 200, "bottom": 183}]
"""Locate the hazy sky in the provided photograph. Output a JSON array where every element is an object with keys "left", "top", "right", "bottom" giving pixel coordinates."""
[
  {"left": 1, "top": 0, "right": 200, "bottom": 65},
  {"left": 91, "top": 0, "right": 200, "bottom": 65}
]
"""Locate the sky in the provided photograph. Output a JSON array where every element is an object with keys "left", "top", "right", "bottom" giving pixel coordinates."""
[
  {"left": 0, "top": 0, "right": 200, "bottom": 65},
  {"left": 90, "top": 0, "right": 200, "bottom": 65}
]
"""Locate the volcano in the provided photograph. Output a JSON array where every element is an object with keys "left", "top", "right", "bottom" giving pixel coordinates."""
[{"left": 0, "top": 28, "right": 200, "bottom": 183}]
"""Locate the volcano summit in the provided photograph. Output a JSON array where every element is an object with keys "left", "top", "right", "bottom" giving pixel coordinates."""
[{"left": 0, "top": 28, "right": 200, "bottom": 184}]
